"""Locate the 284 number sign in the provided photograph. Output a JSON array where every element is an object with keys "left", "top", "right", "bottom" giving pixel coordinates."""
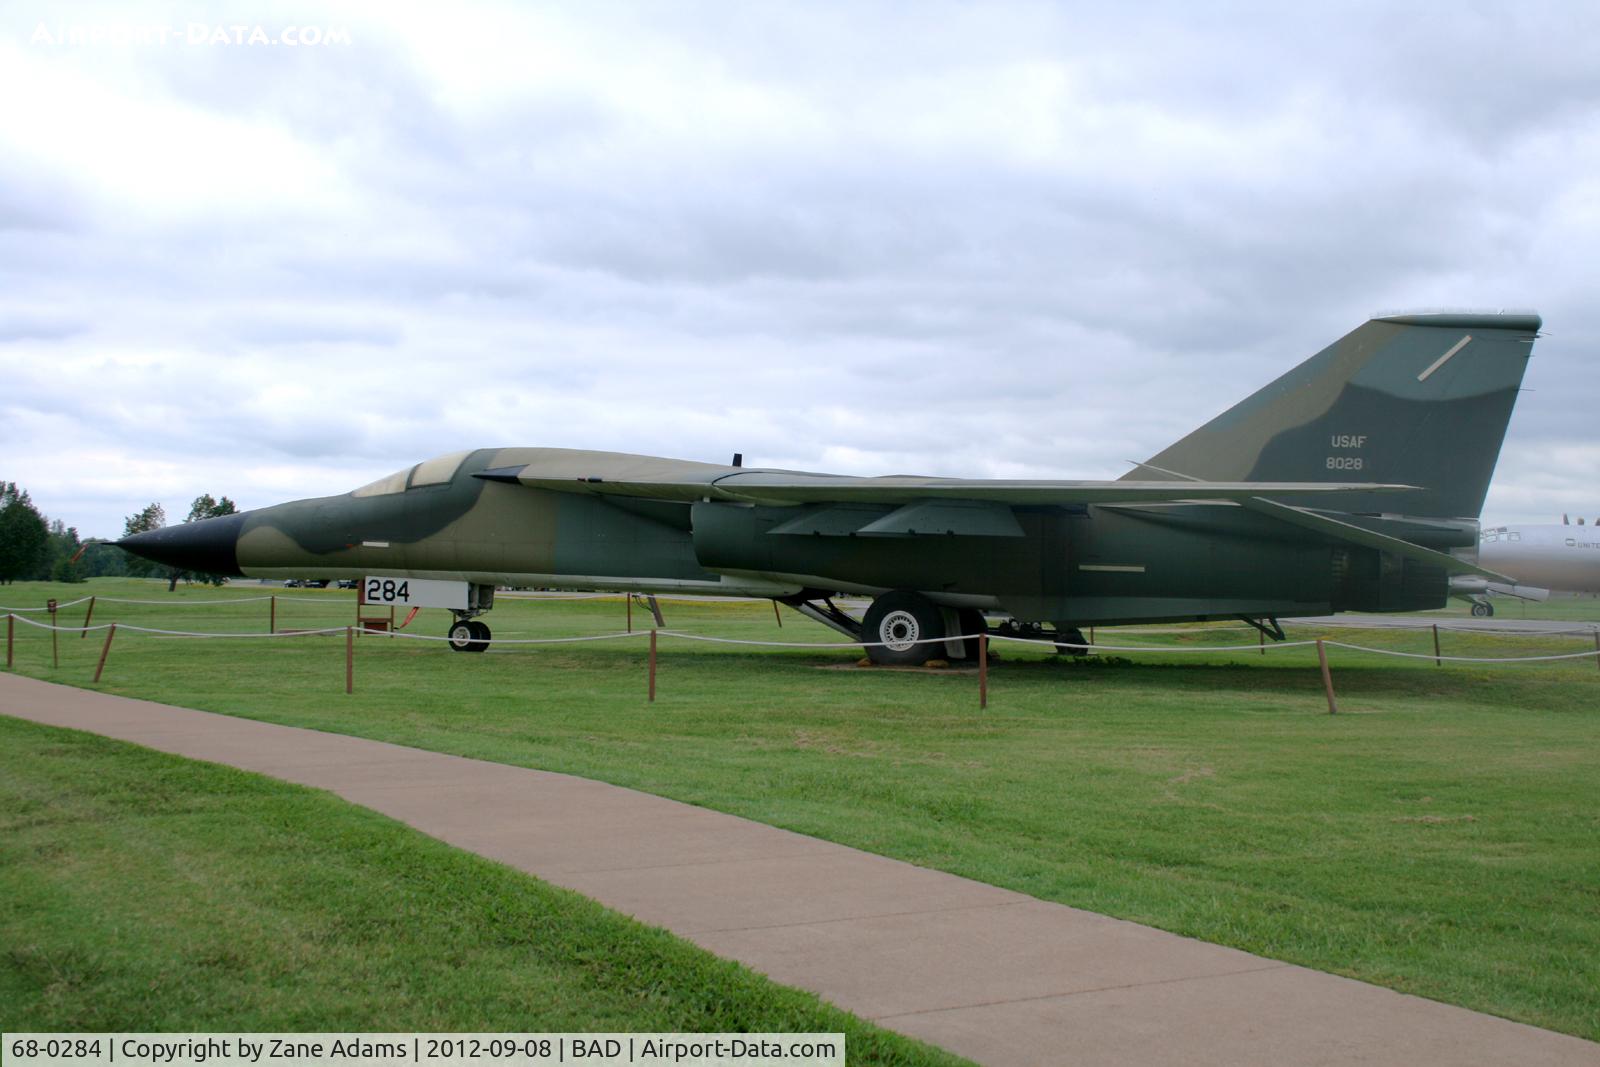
[{"left": 364, "top": 577, "right": 411, "bottom": 603}]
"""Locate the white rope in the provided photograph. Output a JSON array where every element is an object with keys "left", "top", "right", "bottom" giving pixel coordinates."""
[
  {"left": 5, "top": 614, "right": 345, "bottom": 639},
  {"left": 125, "top": 625, "right": 349, "bottom": 639},
  {"left": 92, "top": 595, "right": 275, "bottom": 605},
  {"left": 658, "top": 631, "right": 880, "bottom": 649},
  {"left": 988, "top": 632, "right": 1319, "bottom": 653},
  {"left": 1438, "top": 625, "right": 1598, "bottom": 636},
  {"left": 1323, "top": 640, "right": 1600, "bottom": 664},
  {"left": 0, "top": 597, "right": 94, "bottom": 612},
  {"left": 0, "top": 595, "right": 339, "bottom": 608},
  {"left": 8, "top": 611, "right": 1599, "bottom": 664},
  {"left": 384, "top": 629, "right": 649, "bottom": 646},
  {"left": 8, "top": 615, "right": 114, "bottom": 633}
]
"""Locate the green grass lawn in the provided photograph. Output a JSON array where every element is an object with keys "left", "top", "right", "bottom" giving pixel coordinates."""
[
  {"left": 0, "top": 715, "right": 965, "bottom": 1064},
  {"left": 4, "top": 578, "right": 1599, "bottom": 1042}
]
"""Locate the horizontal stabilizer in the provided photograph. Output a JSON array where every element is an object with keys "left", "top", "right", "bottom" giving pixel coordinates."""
[
  {"left": 1450, "top": 577, "right": 1551, "bottom": 602},
  {"left": 1244, "top": 497, "right": 1513, "bottom": 581}
]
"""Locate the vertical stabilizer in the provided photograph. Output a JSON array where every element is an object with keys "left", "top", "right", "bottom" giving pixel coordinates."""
[{"left": 1124, "top": 312, "right": 1540, "bottom": 518}]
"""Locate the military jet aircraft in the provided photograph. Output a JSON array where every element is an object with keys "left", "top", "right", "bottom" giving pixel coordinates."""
[
  {"left": 1452, "top": 518, "right": 1600, "bottom": 616},
  {"left": 120, "top": 311, "right": 1541, "bottom": 663}
]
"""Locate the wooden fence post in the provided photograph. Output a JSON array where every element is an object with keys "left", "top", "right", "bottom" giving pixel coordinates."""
[
  {"left": 1316, "top": 639, "right": 1337, "bottom": 714},
  {"left": 773, "top": 600, "right": 783, "bottom": 627},
  {"left": 648, "top": 628, "right": 657, "bottom": 703},
  {"left": 5, "top": 613, "right": 12, "bottom": 669},
  {"left": 627, "top": 594, "right": 632, "bottom": 633},
  {"left": 345, "top": 626, "right": 354, "bottom": 694},
  {"left": 93, "top": 624, "right": 117, "bottom": 683},
  {"left": 979, "top": 632, "right": 988, "bottom": 710},
  {"left": 80, "top": 595, "right": 96, "bottom": 638},
  {"left": 1593, "top": 631, "right": 1599, "bottom": 674},
  {"left": 270, "top": 594, "right": 276, "bottom": 635},
  {"left": 1432, "top": 623, "right": 1441, "bottom": 667}
]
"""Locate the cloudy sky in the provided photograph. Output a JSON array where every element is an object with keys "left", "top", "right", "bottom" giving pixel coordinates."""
[{"left": 2, "top": 1, "right": 1596, "bottom": 538}]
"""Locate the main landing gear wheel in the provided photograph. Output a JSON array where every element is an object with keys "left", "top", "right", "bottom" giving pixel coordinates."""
[
  {"left": 448, "top": 620, "right": 492, "bottom": 653},
  {"left": 1054, "top": 626, "right": 1091, "bottom": 656},
  {"left": 862, "top": 591, "right": 944, "bottom": 666},
  {"left": 1471, "top": 601, "right": 1495, "bottom": 618}
]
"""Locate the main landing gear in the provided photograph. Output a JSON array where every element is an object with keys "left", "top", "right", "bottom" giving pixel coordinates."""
[
  {"left": 858, "top": 591, "right": 988, "bottom": 666},
  {"left": 1470, "top": 600, "right": 1495, "bottom": 618}
]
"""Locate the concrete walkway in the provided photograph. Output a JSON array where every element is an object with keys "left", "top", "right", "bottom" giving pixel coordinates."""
[{"left": 3, "top": 673, "right": 1595, "bottom": 1067}]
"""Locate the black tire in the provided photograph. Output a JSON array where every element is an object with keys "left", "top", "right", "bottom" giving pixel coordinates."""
[
  {"left": 1054, "top": 626, "right": 1090, "bottom": 656},
  {"left": 448, "top": 621, "right": 475, "bottom": 652},
  {"left": 862, "top": 591, "right": 944, "bottom": 666},
  {"left": 957, "top": 608, "right": 988, "bottom": 661},
  {"left": 467, "top": 620, "right": 492, "bottom": 652},
  {"left": 1471, "top": 602, "right": 1494, "bottom": 618}
]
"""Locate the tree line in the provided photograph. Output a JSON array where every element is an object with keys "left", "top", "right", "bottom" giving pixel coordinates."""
[{"left": 0, "top": 481, "right": 236, "bottom": 588}]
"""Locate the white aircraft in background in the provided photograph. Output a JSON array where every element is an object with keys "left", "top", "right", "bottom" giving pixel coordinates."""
[{"left": 1453, "top": 516, "right": 1600, "bottom": 616}]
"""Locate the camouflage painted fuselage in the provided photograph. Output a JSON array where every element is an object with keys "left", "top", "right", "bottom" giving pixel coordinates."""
[
  {"left": 122, "top": 310, "right": 1539, "bottom": 631},
  {"left": 160, "top": 446, "right": 1463, "bottom": 626}
]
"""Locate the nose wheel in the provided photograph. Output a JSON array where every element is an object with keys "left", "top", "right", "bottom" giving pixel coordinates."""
[{"left": 448, "top": 619, "right": 492, "bottom": 652}]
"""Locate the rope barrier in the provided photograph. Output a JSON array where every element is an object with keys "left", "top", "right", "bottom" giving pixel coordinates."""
[
  {"left": 87, "top": 595, "right": 277, "bottom": 606},
  {"left": 1322, "top": 640, "right": 1600, "bottom": 664},
  {"left": 383, "top": 629, "right": 650, "bottom": 646},
  {"left": 0, "top": 594, "right": 336, "bottom": 609},
  {"left": 6, "top": 615, "right": 346, "bottom": 639},
  {"left": 987, "top": 633, "right": 1321, "bottom": 654},
  {"left": 0, "top": 597, "right": 94, "bottom": 612},
  {"left": 8, "top": 615, "right": 114, "bottom": 633},
  {"left": 6, "top": 609, "right": 1600, "bottom": 664}
]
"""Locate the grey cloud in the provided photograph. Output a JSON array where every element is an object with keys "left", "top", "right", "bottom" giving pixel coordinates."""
[{"left": 1, "top": 0, "right": 1596, "bottom": 538}]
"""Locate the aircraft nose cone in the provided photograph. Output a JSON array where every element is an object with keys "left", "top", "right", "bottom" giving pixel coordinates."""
[{"left": 116, "top": 512, "right": 247, "bottom": 577}]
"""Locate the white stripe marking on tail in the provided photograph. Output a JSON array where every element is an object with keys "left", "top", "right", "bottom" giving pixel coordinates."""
[{"left": 1417, "top": 335, "right": 1472, "bottom": 382}]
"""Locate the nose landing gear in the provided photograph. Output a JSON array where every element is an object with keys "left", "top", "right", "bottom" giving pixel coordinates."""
[
  {"left": 448, "top": 616, "right": 492, "bottom": 652},
  {"left": 445, "top": 584, "right": 497, "bottom": 652}
]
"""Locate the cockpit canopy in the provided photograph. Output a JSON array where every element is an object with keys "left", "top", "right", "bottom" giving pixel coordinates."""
[{"left": 351, "top": 450, "right": 471, "bottom": 498}]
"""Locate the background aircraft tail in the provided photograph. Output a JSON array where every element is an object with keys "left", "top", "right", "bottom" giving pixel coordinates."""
[{"left": 1123, "top": 312, "right": 1541, "bottom": 519}]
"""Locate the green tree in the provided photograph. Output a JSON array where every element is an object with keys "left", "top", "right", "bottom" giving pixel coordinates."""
[
  {"left": 0, "top": 482, "right": 49, "bottom": 585},
  {"left": 120, "top": 502, "right": 167, "bottom": 581},
  {"left": 187, "top": 494, "right": 238, "bottom": 523},
  {"left": 79, "top": 541, "right": 128, "bottom": 579},
  {"left": 45, "top": 518, "right": 86, "bottom": 583}
]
